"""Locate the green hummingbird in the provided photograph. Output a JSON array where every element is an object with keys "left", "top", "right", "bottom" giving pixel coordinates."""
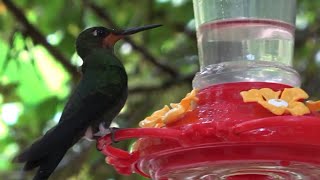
[{"left": 14, "top": 24, "right": 161, "bottom": 180}]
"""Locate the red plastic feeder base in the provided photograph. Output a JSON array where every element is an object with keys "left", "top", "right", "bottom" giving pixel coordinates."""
[
  {"left": 98, "top": 82, "right": 320, "bottom": 180},
  {"left": 134, "top": 143, "right": 320, "bottom": 179}
]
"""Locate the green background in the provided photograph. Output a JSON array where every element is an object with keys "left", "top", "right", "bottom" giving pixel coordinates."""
[{"left": 0, "top": 0, "right": 319, "bottom": 179}]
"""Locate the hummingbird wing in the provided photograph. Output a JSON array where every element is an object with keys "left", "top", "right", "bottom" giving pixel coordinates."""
[
  {"left": 58, "top": 65, "right": 127, "bottom": 138},
  {"left": 58, "top": 57, "right": 128, "bottom": 133},
  {"left": 59, "top": 51, "right": 128, "bottom": 126}
]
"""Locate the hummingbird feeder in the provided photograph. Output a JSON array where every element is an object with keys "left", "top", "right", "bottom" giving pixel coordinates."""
[{"left": 98, "top": 0, "right": 320, "bottom": 179}]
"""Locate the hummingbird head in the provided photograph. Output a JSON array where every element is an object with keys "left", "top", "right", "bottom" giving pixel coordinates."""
[{"left": 76, "top": 24, "right": 162, "bottom": 59}]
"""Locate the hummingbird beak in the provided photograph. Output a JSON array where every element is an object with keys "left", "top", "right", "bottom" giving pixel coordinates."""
[
  {"left": 103, "top": 24, "right": 162, "bottom": 48},
  {"left": 117, "top": 24, "right": 162, "bottom": 36}
]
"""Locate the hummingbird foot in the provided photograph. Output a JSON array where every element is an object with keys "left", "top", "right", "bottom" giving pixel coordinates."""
[
  {"left": 84, "top": 127, "right": 95, "bottom": 141},
  {"left": 93, "top": 123, "right": 119, "bottom": 143},
  {"left": 108, "top": 127, "right": 120, "bottom": 144}
]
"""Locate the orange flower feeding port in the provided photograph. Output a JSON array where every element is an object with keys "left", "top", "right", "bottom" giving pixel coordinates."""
[{"left": 98, "top": 0, "right": 320, "bottom": 179}]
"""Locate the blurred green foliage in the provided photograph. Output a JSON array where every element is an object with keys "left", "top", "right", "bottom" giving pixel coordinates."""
[{"left": 0, "top": 0, "right": 319, "bottom": 179}]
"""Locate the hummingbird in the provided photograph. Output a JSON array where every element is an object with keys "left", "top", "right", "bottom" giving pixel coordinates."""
[{"left": 14, "top": 24, "right": 162, "bottom": 180}]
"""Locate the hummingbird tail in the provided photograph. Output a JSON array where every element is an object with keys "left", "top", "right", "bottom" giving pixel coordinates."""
[
  {"left": 24, "top": 148, "right": 68, "bottom": 180},
  {"left": 33, "top": 149, "right": 68, "bottom": 180},
  {"left": 13, "top": 123, "right": 76, "bottom": 180}
]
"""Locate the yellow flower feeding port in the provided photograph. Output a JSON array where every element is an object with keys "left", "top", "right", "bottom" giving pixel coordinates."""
[{"left": 241, "top": 88, "right": 311, "bottom": 116}]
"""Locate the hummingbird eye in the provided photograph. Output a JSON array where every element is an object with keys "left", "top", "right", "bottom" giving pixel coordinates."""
[{"left": 92, "top": 29, "right": 107, "bottom": 37}]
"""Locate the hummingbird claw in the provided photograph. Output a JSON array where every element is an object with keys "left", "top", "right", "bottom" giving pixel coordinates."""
[
  {"left": 94, "top": 127, "right": 119, "bottom": 152},
  {"left": 93, "top": 123, "right": 110, "bottom": 137},
  {"left": 93, "top": 123, "right": 119, "bottom": 144},
  {"left": 109, "top": 127, "right": 120, "bottom": 144}
]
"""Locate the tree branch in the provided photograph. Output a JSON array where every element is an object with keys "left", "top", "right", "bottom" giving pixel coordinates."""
[
  {"left": 2, "top": 0, "right": 79, "bottom": 80},
  {"left": 83, "top": 0, "right": 179, "bottom": 77},
  {"left": 129, "top": 73, "right": 194, "bottom": 94}
]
